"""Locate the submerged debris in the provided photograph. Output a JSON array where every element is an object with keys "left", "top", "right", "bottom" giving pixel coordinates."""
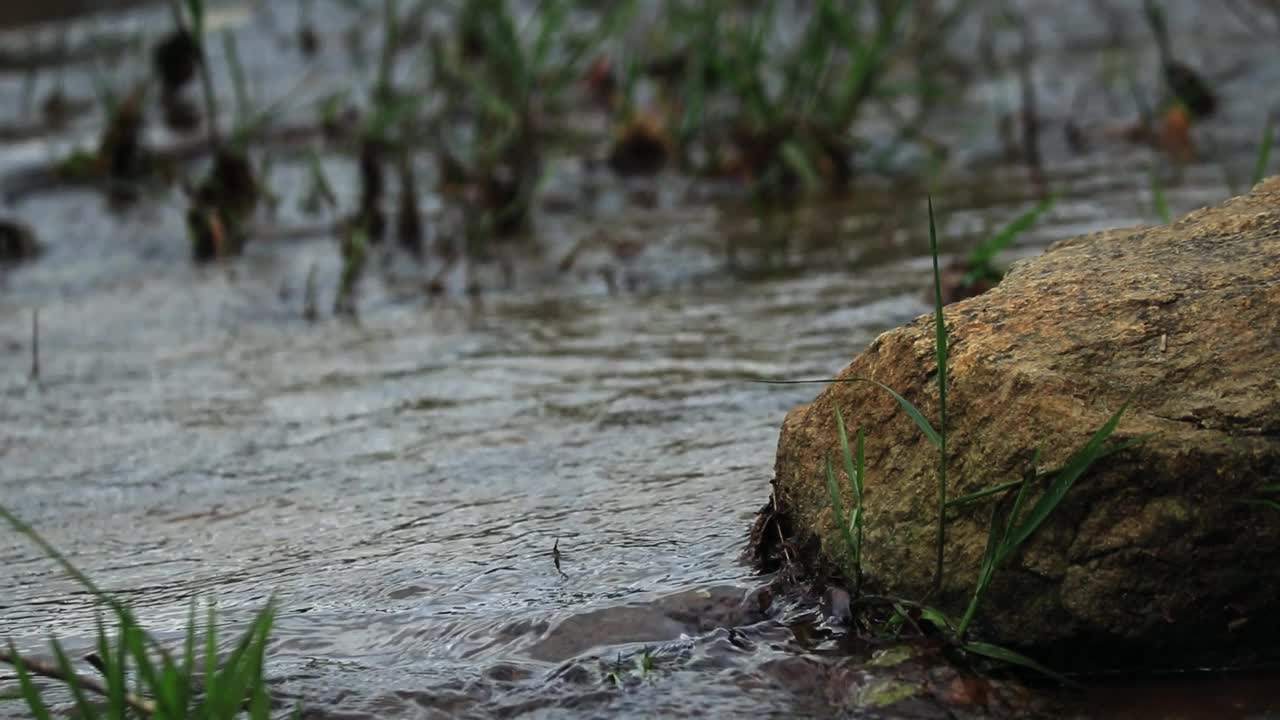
[
  {"left": 153, "top": 30, "right": 201, "bottom": 93},
  {"left": 482, "top": 136, "right": 539, "bottom": 238},
  {"left": 154, "top": 29, "right": 204, "bottom": 134},
  {"left": 552, "top": 537, "right": 567, "bottom": 579},
  {"left": 937, "top": 259, "right": 998, "bottom": 305},
  {"left": 39, "top": 88, "right": 90, "bottom": 130},
  {"left": 582, "top": 55, "right": 617, "bottom": 110},
  {"left": 298, "top": 24, "right": 320, "bottom": 57},
  {"left": 396, "top": 156, "right": 423, "bottom": 257},
  {"left": 188, "top": 149, "right": 260, "bottom": 261},
  {"left": 727, "top": 122, "right": 853, "bottom": 195},
  {"left": 0, "top": 219, "right": 42, "bottom": 264},
  {"left": 29, "top": 309, "right": 39, "bottom": 383},
  {"left": 607, "top": 113, "right": 672, "bottom": 176},
  {"left": 335, "top": 224, "right": 368, "bottom": 316},
  {"left": 356, "top": 140, "right": 387, "bottom": 243},
  {"left": 302, "top": 264, "right": 319, "bottom": 322},
  {"left": 1164, "top": 61, "right": 1217, "bottom": 119},
  {"left": 96, "top": 85, "right": 150, "bottom": 188}
]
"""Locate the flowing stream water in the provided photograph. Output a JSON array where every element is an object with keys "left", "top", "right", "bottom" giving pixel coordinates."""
[{"left": 3, "top": 1, "right": 1280, "bottom": 718}]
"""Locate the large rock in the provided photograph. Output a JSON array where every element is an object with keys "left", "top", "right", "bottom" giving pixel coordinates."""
[{"left": 752, "top": 178, "right": 1280, "bottom": 670}]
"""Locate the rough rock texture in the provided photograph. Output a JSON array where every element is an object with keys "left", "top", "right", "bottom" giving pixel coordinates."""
[{"left": 753, "top": 178, "right": 1280, "bottom": 670}]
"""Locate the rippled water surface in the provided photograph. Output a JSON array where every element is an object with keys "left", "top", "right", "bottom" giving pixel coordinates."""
[{"left": 3, "top": 1, "right": 1280, "bottom": 718}]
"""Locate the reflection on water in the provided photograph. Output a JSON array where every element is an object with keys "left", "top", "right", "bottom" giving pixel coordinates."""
[{"left": 2, "top": 0, "right": 1280, "bottom": 717}]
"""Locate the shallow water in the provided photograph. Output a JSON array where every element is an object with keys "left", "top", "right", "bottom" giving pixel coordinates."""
[{"left": 3, "top": 1, "right": 1280, "bottom": 718}]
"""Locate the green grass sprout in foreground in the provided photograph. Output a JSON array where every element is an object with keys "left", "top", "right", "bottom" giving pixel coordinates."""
[{"left": 0, "top": 506, "right": 283, "bottom": 719}]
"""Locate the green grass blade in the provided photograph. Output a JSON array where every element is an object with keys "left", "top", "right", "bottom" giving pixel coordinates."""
[
  {"left": 832, "top": 0, "right": 905, "bottom": 127},
  {"left": 835, "top": 407, "right": 859, "bottom": 501},
  {"left": 779, "top": 141, "right": 822, "bottom": 192},
  {"left": 209, "top": 602, "right": 274, "bottom": 717},
  {"left": 958, "top": 496, "right": 1008, "bottom": 636},
  {"left": 678, "top": 43, "right": 710, "bottom": 142},
  {"left": 179, "top": 601, "right": 197, "bottom": 710},
  {"left": 1, "top": 507, "right": 110, "bottom": 609},
  {"left": 835, "top": 407, "right": 864, "bottom": 586},
  {"left": 531, "top": 0, "right": 568, "bottom": 71},
  {"left": 250, "top": 678, "right": 273, "bottom": 720},
  {"left": 851, "top": 378, "right": 942, "bottom": 447},
  {"left": 757, "top": 376, "right": 941, "bottom": 446},
  {"left": 1240, "top": 499, "right": 1280, "bottom": 512},
  {"left": 123, "top": 624, "right": 161, "bottom": 706},
  {"left": 1003, "top": 473, "right": 1033, "bottom": 547},
  {"left": 918, "top": 606, "right": 956, "bottom": 634},
  {"left": 0, "top": 506, "right": 156, "bottom": 652},
  {"left": 962, "top": 192, "right": 1054, "bottom": 275},
  {"left": 185, "top": 0, "right": 206, "bottom": 39},
  {"left": 246, "top": 603, "right": 276, "bottom": 720},
  {"left": 89, "top": 614, "right": 125, "bottom": 720},
  {"left": 977, "top": 502, "right": 1004, "bottom": 586},
  {"left": 946, "top": 479, "right": 1025, "bottom": 507},
  {"left": 1034, "top": 433, "right": 1149, "bottom": 478},
  {"left": 928, "top": 196, "right": 948, "bottom": 403},
  {"left": 220, "top": 602, "right": 276, "bottom": 717},
  {"left": 1150, "top": 169, "right": 1171, "bottom": 223},
  {"left": 111, "top": 618, "right": 128, "bottom": 720},
  {"left": 1252, "top": 114, "right": 1274, "bottom": 187},
  {"left": 822, "top": 453, "right": 857, "bottom": 566},
  {"left": 928, "top": 195, "right": 949, "bottom": 594},
  {"left": 201, "top": 603, "right": 219, "bottom": 715},
  {"left": 962, "top": 641, "right": 1078, "bottom": 686},
  {"left": 49, "top": 638, "right": 95, "bottom": 719},
  {"left": 854, "top": 428, "right": 866, "bottom": 495},
  {"left": 222, "top": 32, "right": 250, "bottom": 127},
  {"left": 1006, "top": 404, "right": 1128, "bottom": 551},
  {"left": 93, "top": 614, "right": 111, "bottom": 673},
  {"left": 7, "top": 643, "right": 52, "bottom": 720},
  {"left": 853, "top": 427, "right": 866, "bottom": 579}
]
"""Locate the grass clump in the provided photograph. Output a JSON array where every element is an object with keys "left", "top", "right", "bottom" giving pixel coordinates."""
[
  {"left": 654, "top": 0, "right": 917, "bottom": 198},
  {"left": 0, "top": 506, "right": 284, "bottom": 719},
  {"left": 823, "top": 407, "right": 866, "bottom": 592}
]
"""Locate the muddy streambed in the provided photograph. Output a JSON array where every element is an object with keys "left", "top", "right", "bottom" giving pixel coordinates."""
[{"left": 3, "top": 1, "right": 1280, "bottom": 718}]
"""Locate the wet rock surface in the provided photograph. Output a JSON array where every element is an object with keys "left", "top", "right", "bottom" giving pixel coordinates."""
[
  {"left": 526, "top": 585, "right": 774, "bottom": 661},
  {"left": 758, "top": 178, "right": 1280, "bottom": 671}
]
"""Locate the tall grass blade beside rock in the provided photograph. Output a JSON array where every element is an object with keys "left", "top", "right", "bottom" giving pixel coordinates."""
[{"left": 926, "top": 196, "right": 949, "bottom": 595}]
